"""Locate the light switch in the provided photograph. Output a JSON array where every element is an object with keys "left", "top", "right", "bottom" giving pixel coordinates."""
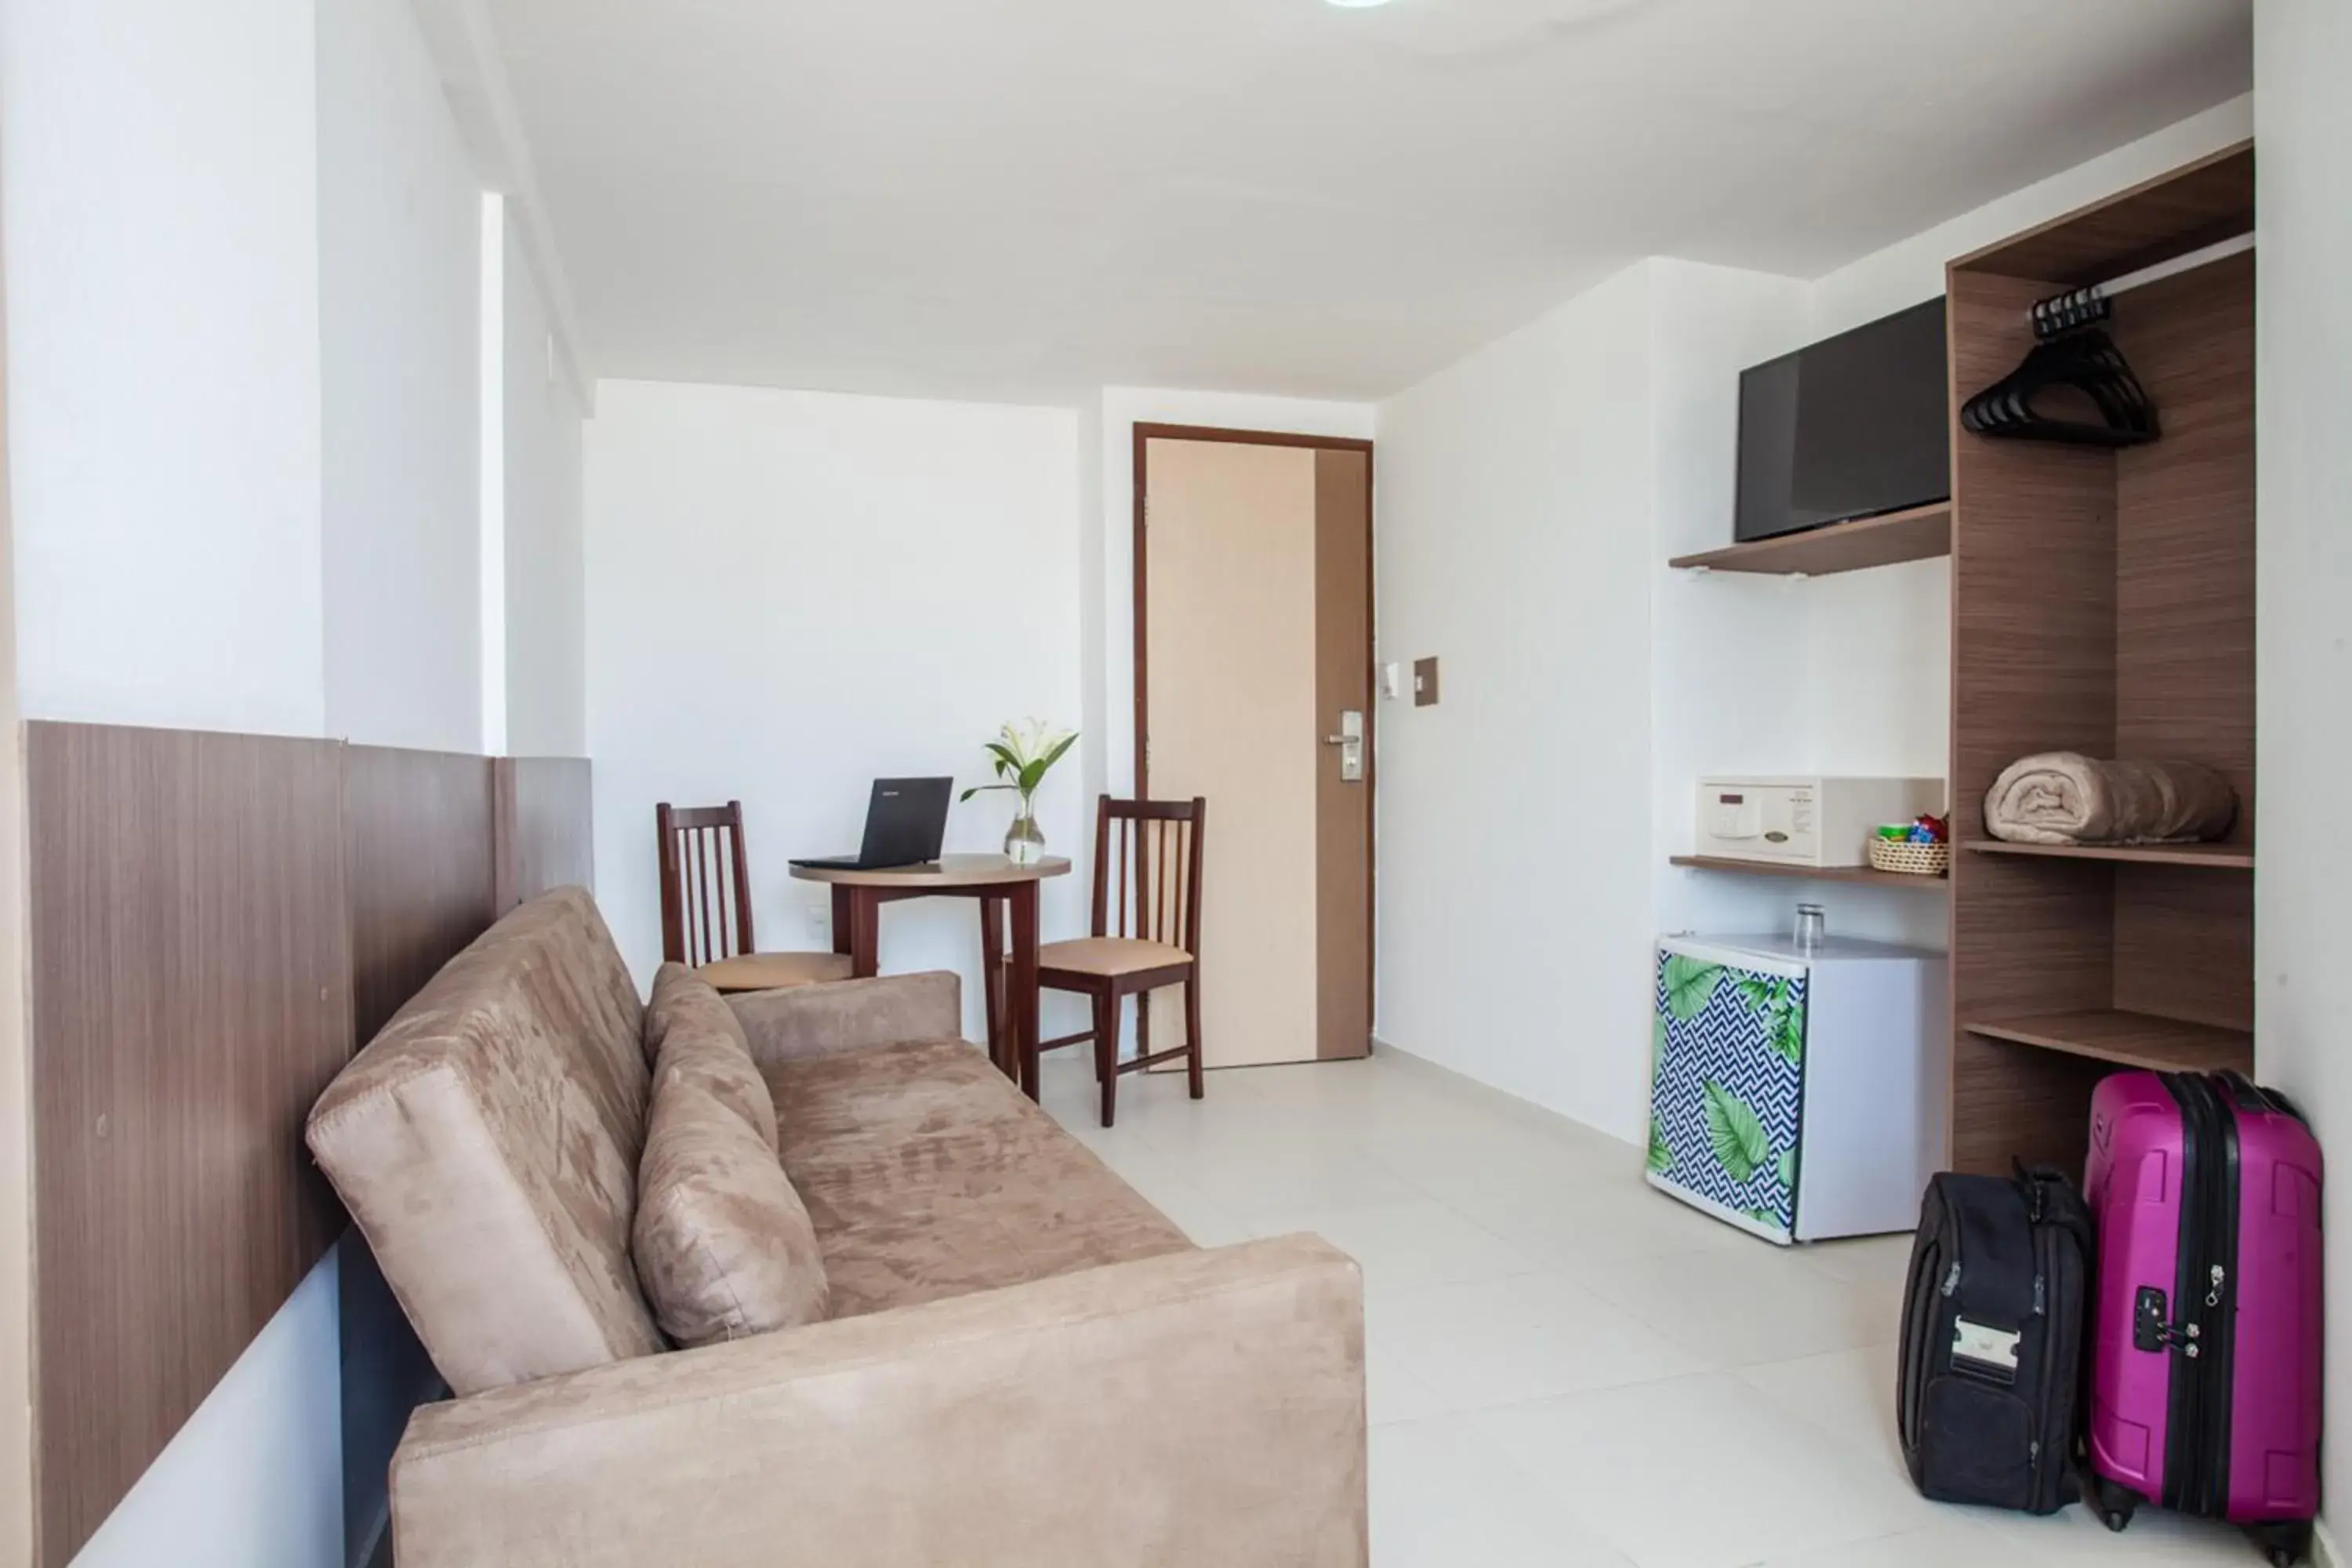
[
  {"left": 1379, "top": 662, "right": 1405, "bottom": 700},
  {"left": 1413, "top": 657, "right": 1441, "bottom": 708}
]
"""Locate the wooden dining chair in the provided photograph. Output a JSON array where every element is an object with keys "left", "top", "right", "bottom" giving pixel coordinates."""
[
  {"left": 655, "top": 801, "right": 853, "bottom": 993},
  {"left": 1030, "top": 797, "right": 1206, "bottom": 1127}
]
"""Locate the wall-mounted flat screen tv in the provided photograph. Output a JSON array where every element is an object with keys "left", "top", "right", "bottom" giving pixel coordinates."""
[{"left": 1733, "top": 298, "right": 1951, "bottom": 543}]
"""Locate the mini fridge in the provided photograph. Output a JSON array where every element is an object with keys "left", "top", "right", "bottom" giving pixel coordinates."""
[{"left": 1646, "top": 933, "right": 1947, "bottom": 1245}]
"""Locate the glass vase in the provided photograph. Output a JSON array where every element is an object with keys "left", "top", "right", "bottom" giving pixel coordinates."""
[{"left": 1004, "top": 807, "right": 1046, "bottom": 866}]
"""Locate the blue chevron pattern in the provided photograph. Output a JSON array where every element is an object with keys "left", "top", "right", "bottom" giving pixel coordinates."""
[{"left": 1646, "top": 946, "right": 1808, "bottom": 1239}]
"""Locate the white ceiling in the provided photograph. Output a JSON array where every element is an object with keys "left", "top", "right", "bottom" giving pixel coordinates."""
[{"left": 487, "top": 0, "right": 2250, "bottom": 405}]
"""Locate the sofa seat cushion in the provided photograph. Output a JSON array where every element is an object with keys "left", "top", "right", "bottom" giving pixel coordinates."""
[
  {"left": 766, "top": 1040, "right": 1192, "bottom": 1319},
  {"left": 634, "top": 1075, "right": 829, "bottom": 1345}
]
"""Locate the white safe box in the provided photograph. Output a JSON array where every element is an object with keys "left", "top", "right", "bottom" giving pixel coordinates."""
[{"left": 1695, "top": 776, "right": 1944, "bottom": 867}]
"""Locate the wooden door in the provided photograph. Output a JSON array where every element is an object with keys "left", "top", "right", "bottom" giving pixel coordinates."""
[{"left": 1140, "top": 431, "right": 1372, "bottom": 1066}]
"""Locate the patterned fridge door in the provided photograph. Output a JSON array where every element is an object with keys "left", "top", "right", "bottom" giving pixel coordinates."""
[{"left": 1646, "top": 940, "right": 1809, "bottom": 1243}]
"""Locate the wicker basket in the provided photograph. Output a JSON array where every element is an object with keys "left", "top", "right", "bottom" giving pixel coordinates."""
[{"left": 1870, "top": 839, "right": 1951, "bottom": 877}]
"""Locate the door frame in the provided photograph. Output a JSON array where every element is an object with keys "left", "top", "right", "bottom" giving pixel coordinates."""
[{"left": 1131, "top": 422, "right": 1377, "bottom": 1055}]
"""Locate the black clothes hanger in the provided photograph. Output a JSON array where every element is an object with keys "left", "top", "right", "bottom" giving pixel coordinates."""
[{"left": 1960, "top": 289, "right": 2159, "bottom": 448}]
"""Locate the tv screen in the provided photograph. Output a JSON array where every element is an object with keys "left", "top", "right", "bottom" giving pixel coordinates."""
[{"left": 1733, "top": 298, "right": 1951, "bottom": 543}]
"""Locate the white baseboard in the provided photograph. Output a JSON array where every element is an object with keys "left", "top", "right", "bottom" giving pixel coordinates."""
[{"left": 2313, "top": 1517, "right": 2341, "bottom": 1568}]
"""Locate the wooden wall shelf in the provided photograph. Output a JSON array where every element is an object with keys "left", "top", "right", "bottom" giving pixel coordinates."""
[
  {"left": 1668, "top": 502, "right": 1951, "bottom": 577},
  {"left": 1962, "top": 840, "right": 2253, "bottom": 870},
  {"left": 1944, "top": 141, "right": 2257, "bottom": 1177},
  {"left": 1668, "top": 855, "right": 1949, "bottom": 892},
  {"left": 1963, "top": 1011, "right": 2254, "bottom": 1077}
]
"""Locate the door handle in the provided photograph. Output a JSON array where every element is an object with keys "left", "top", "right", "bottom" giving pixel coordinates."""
[{"left": 1326, "top": 711, "right": 1365, "bottom": 782}]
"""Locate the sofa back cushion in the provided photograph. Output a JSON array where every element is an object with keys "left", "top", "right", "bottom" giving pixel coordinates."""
[
  {"left": 646, "top": 964, "right": 778, "bottom": 1150},
  {"left": 308, "top": 887, "right": 663, "bottom": 1396},
  {"left": 633, "top": 1070, "right": 829, "bottom": 1345}
]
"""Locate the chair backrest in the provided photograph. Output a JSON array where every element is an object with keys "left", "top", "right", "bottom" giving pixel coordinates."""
[
  {"left": 1091, "top": 796, "right": 1207, "bottom": 953},
  {"left": 655, "top": 801, "right": 757, "bottom": 965}
]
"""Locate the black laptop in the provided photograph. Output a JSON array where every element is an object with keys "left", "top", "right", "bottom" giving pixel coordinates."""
[{"left": 789, "top": 777, "right": 954, "bottom": 871}]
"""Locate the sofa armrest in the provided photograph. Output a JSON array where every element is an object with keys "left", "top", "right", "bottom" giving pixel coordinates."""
[
  {"left": 726, "top": 971, "right": 961, "bottom": 1066},
  {"left": 390, "top": 1236, "right": 1366, "bottom": 1568}
]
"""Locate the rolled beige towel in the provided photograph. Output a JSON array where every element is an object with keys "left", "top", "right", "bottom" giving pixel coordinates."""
[{"left": 1984, "top": 753, "right": 2238, "bottom": 846}]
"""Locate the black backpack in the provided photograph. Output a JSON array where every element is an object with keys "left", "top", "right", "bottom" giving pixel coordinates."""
[{"left": 1897, "top": 1167, "right": 2093, "bottom": 1513}]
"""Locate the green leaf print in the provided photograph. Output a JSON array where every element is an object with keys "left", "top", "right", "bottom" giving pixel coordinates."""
[
  {"left": 1702, "top": 1081, "right": 1771, "bottom": 1183},
  {"left": 1776, "top": 1147, "right": 1797, "bottom": 1192},
  {"left": 1746, "top": 1207, "right": 1784, "bottom": 1227},
  {"left": 1646, "top": 1120, "right": 1675, "bottom": 1174},
  {"left": 1664, "top": 956, "right": 1726, "bottom": 1022},
  {"left": 1652, "top": 1014, "right": 1669, "bottom": 1073},
  {"left": 1769, "top": 1000, "right": 1806, "bottom": 1065},
  {"left": 1734, "top": 973, "right": 1781, "bottom": 1014}
]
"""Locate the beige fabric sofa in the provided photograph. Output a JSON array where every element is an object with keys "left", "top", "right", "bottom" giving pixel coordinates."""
[{"left": 307, "top": 888, "right": 1367, "bottom": 1566}]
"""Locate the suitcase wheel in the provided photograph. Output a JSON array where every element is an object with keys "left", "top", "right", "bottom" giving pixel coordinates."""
[
  {"left": 2248, "top": 1520, "right": 2313, "bottom": 1567},
  {"left": 2083, "top": 1475, "right": 2141, "bottom": 1533}
]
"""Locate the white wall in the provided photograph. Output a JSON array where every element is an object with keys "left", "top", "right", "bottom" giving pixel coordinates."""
[
  {"left": 2252, "top": 0, "right": 2351, "bottom": 1549},
  {"left": 0, "top": 0, "right": 327, "bottom": 739},
  {"left": 67, "top": 1257, "right": 345, "bottom": 1568},
  {"left": 318, "top": 0, "right": 483, "bottom": 752},
  {"left": 0, "top": 0, "right": 350, "bottom": 1559},
  {"left": 586, "top": 382, "right": 1087, "bottom": 1040},
  {"left": 1373, "top": 96, "right": 2256, "bottom": 1146},
  {"left": 503, "top": 220, "right": 589, "bottom": 757},
  {"left": 1375, "top": 265, "right": 1660, "bottom": 1139}
]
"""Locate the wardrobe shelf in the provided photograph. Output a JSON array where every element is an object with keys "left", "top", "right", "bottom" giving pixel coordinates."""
[
  {"left": 1668, "top": 855, "right": 1948, "bottom": 892},
  {"left": 1962, "top": 840, "right": 2253, "bottom": 869},
  {"left": 1668, "top": 502, "right": 1951, "bottom": 578},
  {"left": 1962, "top": 1011, "right": 2253, "bottom": 1076}
]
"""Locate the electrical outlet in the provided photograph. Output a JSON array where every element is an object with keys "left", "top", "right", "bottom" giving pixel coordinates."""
[{"left": 804, "top": 903, "right": 830, "bottom": 938}]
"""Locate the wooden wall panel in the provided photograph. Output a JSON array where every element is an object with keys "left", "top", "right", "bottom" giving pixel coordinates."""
[
  {"left": 2112, "top": 254, "right": 2258, "bottom": 846},
  {"left": 344, "top": 746, "right": 498, "bottom": 1046},
  {"left": 1945, "top": 270, "right": 2121, "bottom": 1175},
  {"left": 338, "top": 745, "right": 498, "bottom": 1565},
  {"left": 1955, "top": 141, "right": 2254, "bottom": 286},
  {"left": 494, "top": 756, "right": 596, "bottom": 911},
  {"left": 27, "top": 724, "right": 352, "bottom": 1566}
]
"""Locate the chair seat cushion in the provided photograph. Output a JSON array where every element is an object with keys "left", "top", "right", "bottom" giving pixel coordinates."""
[
  {"left": 1034, "top": 937, "right": 1190, "bottom": 978},
  {"left": 764, "top": 1039, "right": 1192, "bottom": 1319},
  {"left": 699, "top": 950, "right": 855, "bottom": 993}
]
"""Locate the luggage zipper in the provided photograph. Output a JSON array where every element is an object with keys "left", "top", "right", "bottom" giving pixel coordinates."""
[{"left": 2159, "top": 1075, "right": 2238, "bottom": 1517}]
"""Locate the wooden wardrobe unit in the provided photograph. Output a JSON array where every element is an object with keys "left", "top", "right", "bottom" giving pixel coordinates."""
[{"left": 1945, "top": 143, "right": 2257, "bottom": 1174}]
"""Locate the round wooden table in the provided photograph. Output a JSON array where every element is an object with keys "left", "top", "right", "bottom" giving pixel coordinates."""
[{"left": 789, "top": 854, "right": 1071, "bottom": 1096}]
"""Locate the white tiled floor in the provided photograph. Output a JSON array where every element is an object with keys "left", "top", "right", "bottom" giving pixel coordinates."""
[{"left": 1036, "top": 1047, "right": 2263, "bottom": 1568}]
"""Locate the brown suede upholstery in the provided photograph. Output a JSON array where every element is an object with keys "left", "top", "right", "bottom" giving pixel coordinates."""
[
  {"left": 307, "top": 888, "right": 662, "bottom": 1396},
  {"left": 306, "top": 895, "right": 1368, "bottom": 1564},
  {"left": 654, "top": 1018, "right": 779, "bottom": 1152},
  {"left": 392, "top": 1238, "right": 1369, "bottom": 1568},
  {"left": 770, "top": 1037, "right": 1193, "bottom": 1318},
  {"left": 644, "top": 960, "right": 754, "bottom": 1065},
  {"left": 633, "top": 1073, "right": 829, "bottom": 1345},
  {"left": 727, "top": 970, "right": 962, "bottom": 1066}
]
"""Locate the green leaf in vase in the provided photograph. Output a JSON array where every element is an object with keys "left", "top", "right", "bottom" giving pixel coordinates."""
[
  {"left": 1663, "top": 956, "right": 1726, "bottom": 1021},
  {"left": 1702, "top": 1081, "right": 1770, "bottom": 1183}
]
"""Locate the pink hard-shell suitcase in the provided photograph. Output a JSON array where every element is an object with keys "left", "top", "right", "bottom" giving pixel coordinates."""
[{"left": 2082, "top": 1071, "right": 2323, "bottom": 1566}]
